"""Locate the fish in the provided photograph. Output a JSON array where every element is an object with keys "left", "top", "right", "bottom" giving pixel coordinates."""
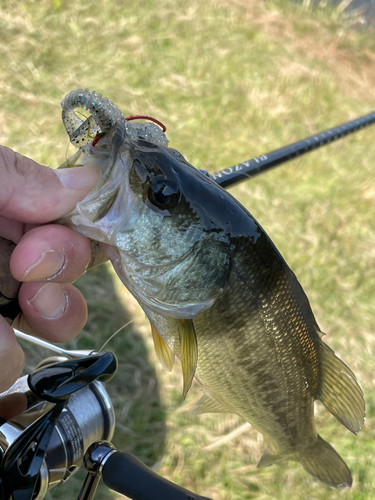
[{"left": 58, "top": 89, "right": 365, "bottom": 489}]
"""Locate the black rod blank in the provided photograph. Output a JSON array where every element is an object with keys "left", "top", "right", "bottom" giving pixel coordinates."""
[{"left": 210, "top": 111, "right": 375, "bottom": 188}]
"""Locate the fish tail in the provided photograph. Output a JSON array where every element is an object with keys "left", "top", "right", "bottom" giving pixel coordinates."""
[{"left": 298, "top": 435, "right": 352, "bottom": 489}]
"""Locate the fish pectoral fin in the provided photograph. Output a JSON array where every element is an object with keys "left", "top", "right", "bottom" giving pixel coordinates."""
[
  {"left": 318, "top": 340, "right": 365, "bottom": 434},
  {"left": 191, "top": 394, "right": 229, "bottom": 415},
  {"left": 150, "top": 323, "right": 175, "bottom": 371},
  {"left": 178, "top": 319, "right": 198, "bottom": 400}
]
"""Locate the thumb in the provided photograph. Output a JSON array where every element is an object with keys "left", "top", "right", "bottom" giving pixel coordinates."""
[{"left": 0, "top": 145, "right": 101, "bottom": 224}]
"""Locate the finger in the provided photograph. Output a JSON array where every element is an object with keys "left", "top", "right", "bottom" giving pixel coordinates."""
[
  {"left": 0, "top": 145, "right": 101, "bottom": 224},
  {"left": 15, "top": 282, "right": 87, "bottom": 342},
  {"left": 0, "top": 317, "right": 25, "bottom": 392},
  {"left": 10, "top": 225, "right": 91, "bottom": 283},
  {"left": 0, "top": 214, "right": 25, "bottom": 243}
]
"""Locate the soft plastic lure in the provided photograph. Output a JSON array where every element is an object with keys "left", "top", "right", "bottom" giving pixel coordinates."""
[
  {"left": 61, "top": 89, "right": 168, "bottom": 184},
  {"left": 61, "top": 89, "right": 125, "bottom": 148}
]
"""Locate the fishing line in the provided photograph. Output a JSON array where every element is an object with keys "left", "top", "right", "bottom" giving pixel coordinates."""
[
  {"left": 98, "top": 314, "right": 143, "bottom": 352},
  {"left": 63, "top": 138, "right": 73, "bottom": 166}
]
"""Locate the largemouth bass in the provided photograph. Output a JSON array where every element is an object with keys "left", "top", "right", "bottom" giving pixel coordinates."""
[{"left": 59, "top": 90, "right": 365, "bottom": 488}]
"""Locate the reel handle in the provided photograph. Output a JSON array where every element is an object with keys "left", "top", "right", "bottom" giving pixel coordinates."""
[{"left": 80, "top": 441, "right": 212, "bottom": 500}]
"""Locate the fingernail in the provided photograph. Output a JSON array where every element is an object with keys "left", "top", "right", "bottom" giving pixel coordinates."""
[
  {"left": 23, "top": 250, "right": 66, "bottom": 281},
  {"left": 28, "top": 283, "right": 67, "bottom": 319},
  {"left": 55, "top": 166, "right": 102, "bottom": 189}
]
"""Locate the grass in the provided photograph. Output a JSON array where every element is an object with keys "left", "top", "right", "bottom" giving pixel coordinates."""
[{"left": 1, "top": 0, "right": 375, "bottom": 498}]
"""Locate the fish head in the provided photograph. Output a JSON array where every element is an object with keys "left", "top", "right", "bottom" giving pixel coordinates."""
[{"left": 60, "top": 131, "right": 260, "bottom": 319}]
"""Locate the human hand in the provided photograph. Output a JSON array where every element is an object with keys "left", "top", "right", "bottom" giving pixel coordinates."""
[{"left": 0, "top": 145, "right": 101, "bottom": 392}]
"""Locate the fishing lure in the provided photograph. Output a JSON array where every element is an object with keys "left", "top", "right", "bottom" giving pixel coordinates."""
[
  {"left": 61, "top": 89, "right": 168, "bottom": 186},
  {"left": 61, "top": 89, "right": 167, "bottom": 147}
]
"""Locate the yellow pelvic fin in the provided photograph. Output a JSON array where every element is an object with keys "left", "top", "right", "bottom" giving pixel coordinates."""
[
  {"left": 191, "top": 394, "right": 229, "bottom": 415},
  {"left": 318, "top": 340, "right": 365, "bottom": 434},
  {"left": 150, "top": 323, "right": 175, "bottom": 371},
  {"left": 178, "top": 319, "right": 198, "bottom": 400}
]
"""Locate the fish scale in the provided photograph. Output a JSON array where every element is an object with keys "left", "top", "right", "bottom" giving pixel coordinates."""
[
  {"left": 142, "top": 238, "right": 316, "bottom": 452},
  {"left": 194, "top": 242, "right": 317, "bottom": 449}
]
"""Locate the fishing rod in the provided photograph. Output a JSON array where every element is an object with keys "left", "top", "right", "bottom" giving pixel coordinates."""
[
  {"left": 2, "top": 110, "right": 374, "bottom": 325},
  {"left": 210, "top": 111, "right": 375, "bottom": 188}
]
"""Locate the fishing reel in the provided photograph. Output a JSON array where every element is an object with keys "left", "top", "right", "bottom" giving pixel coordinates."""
[
  {"left": 0, "top": 337, "right": 117, "bottom": 500},
  {"left": 0, "top": 330, "right": 211, "bottom": 500}
]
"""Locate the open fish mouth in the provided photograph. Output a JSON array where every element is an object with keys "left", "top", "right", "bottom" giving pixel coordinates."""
[{"left": 57, "top": 89, "right": 169, "bottom": 243}]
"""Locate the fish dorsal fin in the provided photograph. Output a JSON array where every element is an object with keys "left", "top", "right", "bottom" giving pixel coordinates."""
[
  {"left": 191, "top": 394, "right": 229, "bottom": 415},
  {"left": 150, "top": 323, "right": 175, "bottom": 371},
  {"left": 318, "top": 340, "right": 365, "bottom": 434},
  {"left": 178, "top": 319, "right": 198, "bottom": 400}
]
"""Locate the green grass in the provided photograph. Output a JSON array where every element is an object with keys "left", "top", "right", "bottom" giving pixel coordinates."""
[{"left": 1, "top": 0, "right": 375, "bottom": 498}]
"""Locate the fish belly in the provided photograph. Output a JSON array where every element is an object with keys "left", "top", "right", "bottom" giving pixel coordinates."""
[{"left": 145, "top": 271, "right": 319, "bottom": 455}]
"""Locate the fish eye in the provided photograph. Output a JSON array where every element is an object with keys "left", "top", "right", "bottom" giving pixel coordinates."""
[{"left": 147, "top": 179, "right": 180, "bottom": 210}]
